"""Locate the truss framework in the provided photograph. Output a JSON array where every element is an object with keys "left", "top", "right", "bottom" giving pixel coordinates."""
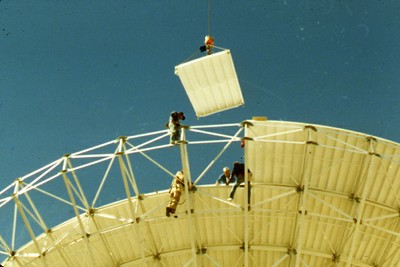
[{"left": 1, "top": 120, "right": 400, "bottom": 266}]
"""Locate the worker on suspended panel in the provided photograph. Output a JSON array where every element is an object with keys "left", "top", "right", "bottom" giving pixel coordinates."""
[
  {"left": 205, "top": 35, "right": 214, "bottom": 55},
  {"left": 166, "top": 171, "right": 185, "bottom": 217},
  {"left": 199, "top": 35, "right": 214, "bottom": 55},
  {"left": 168, "top": 111, "right": 185, "bottom": 144}
]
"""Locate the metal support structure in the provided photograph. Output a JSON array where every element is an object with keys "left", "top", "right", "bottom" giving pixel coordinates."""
[
  {"left": 62, "top": 172, "right": 98, "bottom": 266},
  {"left": 345, "top": 150, "right": 378, "bottom": 266},
  {"left": 18, "top": 183, "right": 72, "bottom": 266},
  {"left": 92, "top": 146, "right": 119, "bottom": 207},
  {"left": 12, "top": 193, "right": 49, "bottom": 267},
  {"left": 293, "top": 127, "right": 317, "bottom": 266},
  {"left": 272, "top": 254, "right": 289, "bottom": 267},
  {"left": 193, "top": 127, "right": 243, "bottom": 185},
  {"left": 307, "top": 192, "right": 353, "bottom": 221},
  {"left": 68, "top": 148, "right": 120, "bottom": 267},
  {"left": 125, "top": 140, "right": 175, "bottom": 177},
  {"left": 374, "top": 219, "right": 400, "bottom": 265},
  {"left": 121, "top": 141, "right": 162, "bottom": 264},
  {"left": 1, "top": 121, "right": 399, "bottom": 266},
  {"left": 243, "top": 122, "right": 250, "bottom": 267},
  {"left": 329, "top": 156, "right": 370, "bottom": 259},
  {"left": 252, "top": 189, "right": 297, "bottom": 209},
  {"left": 179, "top": 128, "right": 199, "bottom": 267},
  {"left": 117, "top": 146, "right": 149, "bottom": 266}
]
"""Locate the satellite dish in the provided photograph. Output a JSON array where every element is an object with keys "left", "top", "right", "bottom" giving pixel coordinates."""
[{"left": 2, "top": 120, "right": 400, "bottom": 266}]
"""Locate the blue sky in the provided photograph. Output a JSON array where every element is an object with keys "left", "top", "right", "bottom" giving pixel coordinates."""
[
  {"left": 1, "top": 1, "right": 400, "bottom": 259},
  {"left": 1, "top": 0, "right": 399, "bottom": 189}
]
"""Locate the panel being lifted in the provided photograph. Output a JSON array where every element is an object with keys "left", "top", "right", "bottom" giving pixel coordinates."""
[{"left": 175, "top": 50, "right": 244, "bottom": 118}]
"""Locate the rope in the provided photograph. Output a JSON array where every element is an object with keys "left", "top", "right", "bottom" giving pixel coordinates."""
[
  {"left": 178, "top": 45, "right": 228, "bottom": 65},
  {"left": 180, "top": 50, "right": 202, "bottom": 64},
  {"left": 177, "top": 0, "right": 214, "bottom": 65},
  {"left": 212, "top": 45, "right": 228, "bottom": 51},
  {"left": 208, "top": 0, "right": 211, "bottom": 36}
]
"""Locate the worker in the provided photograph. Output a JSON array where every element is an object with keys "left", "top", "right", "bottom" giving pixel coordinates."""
[
  {"left": 168, "top": 111, "right": 185, "bottom": 144},
  {"left": 228, "top": 162, "right": 252, "bottom": 203},
  {"left": 215, "top": 167, "right": 233, "bottom": 186},
  {"left": 166, "top": 171, "right": 185, "bottom": 217},
  {"left": 204, "top": 35, "right": 214, "bottom": 55},
  {"left": 199, "top": 35, "right": 214, "bottom": 55}
]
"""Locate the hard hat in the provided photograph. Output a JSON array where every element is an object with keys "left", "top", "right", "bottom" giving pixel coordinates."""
[
  {"left": 204, "top": 35, "right": 214, "bottom": 46},
  {"left": 176, "top": 171, "right": 184, "bottom": 181}
]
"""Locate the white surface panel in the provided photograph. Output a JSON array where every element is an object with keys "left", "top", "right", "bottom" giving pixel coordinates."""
[{"left": 175, "top": 50, "right": 244, "bottom": 117}]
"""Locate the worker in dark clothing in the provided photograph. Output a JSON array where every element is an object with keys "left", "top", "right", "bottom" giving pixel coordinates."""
[
  {"left": 228, "top": 162, "right": 252, "bottom": 203},
  {"left": 168, "top": 111, "right": 185, "bottom": 144}
]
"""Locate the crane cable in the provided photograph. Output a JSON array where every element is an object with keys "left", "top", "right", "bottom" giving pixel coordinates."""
[
  {"left": 179, "top": 0, "right": 214, "bottom": 63},
  {"left": 208, "top": 0, "right": 211, "bottom": 36},
  {"left": 204, "top": 0, "right": 215, "bottom": 55}
]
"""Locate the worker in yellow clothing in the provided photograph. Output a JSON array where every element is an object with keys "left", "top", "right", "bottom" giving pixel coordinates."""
[{"left": 166, "top": 171, "right": 185, "bottom": 217}]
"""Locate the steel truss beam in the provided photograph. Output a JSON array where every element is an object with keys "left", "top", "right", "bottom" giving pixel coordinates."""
[{"left": 1, "top": 121, "right": 399, "bottom": 266}]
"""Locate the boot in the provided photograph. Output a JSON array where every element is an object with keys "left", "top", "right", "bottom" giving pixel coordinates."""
[{"left": 166, "top": 207, "right": 171, "bottom": 217}]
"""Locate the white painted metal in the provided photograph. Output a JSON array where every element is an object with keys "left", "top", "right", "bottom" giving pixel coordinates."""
[
  {"left": 1, "top": 120, "right": 400, "bottom": 266},
  {"left": 175, "top": 50, "right": 244, "bottom": 117}
]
